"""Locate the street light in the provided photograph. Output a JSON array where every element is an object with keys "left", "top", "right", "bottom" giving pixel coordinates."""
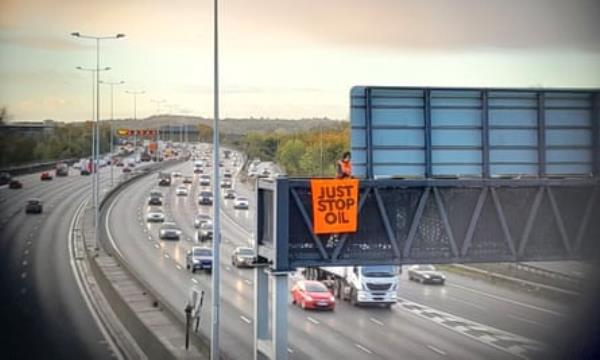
[
  {"left": 211, "top": 0, "right": 221, "bottom": 358},
  {"left": 76, "top": 65, "right": 110, "bottom": 251},
  {"left": 100, "top": 80, "right": 125, "bottom": 187},
  {"left": 151, "top": 99, "right": 166, "bottom": 161},
  {"left": 72, "top": 31, "right": 125, "bottom": 251},
  {"left": 126, "top": 90, "right": 146, "bottom": 146}
]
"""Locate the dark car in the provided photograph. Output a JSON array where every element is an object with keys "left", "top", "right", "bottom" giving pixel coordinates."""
[
  {"left": 0, "top": 172, "right": 11, "bottom": 186},
  {"left": 183, "top": 176, "right": 193, "bottom": 184},
  {"left": 231, "top": 247, "right": 255, "bottom": 268},
  {"left": 25, "top": 199, "right": 43, "bottom": 214},
  {"left": 148, "top": 191, "right": 163, "bottom": 206},
  {"left": 80, "top": 169, "right": 91, "bottom": 176},
  {"left": 123, "top": 167, "right": 132, "bottom": 173},
  {"left": 158, "top": 172, "right": 171, "bottom": 186},
  {"left": 197, "top": 222, "right": 213, "bottom": 242},
  {"left": 223, "top": 189, "right": 236, "bottom": 199},
  {"left": 186, "top": 247, "right": 213, "bottom": 273},
  {"left": 40, "top": 172, "right": 53, "bottom": 181},
  {"left": 407, "top": 264, "right": 446, "bottom": 285},
  {"left": 198, "top": 191, "right": 213, "bottom": 205},
  {"left": 193, "top": 167, "right": 204, "bottom": 174},
  {"left": 9, "top": 180, "right": 23, "bottom": 189},
  {"left": 158, "top": 222, "right": 181, "bottom": 240}
]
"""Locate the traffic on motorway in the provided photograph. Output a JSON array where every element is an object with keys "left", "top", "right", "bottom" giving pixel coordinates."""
[{"left": 97, "top": 143, "right": 571, "bottom": 360}]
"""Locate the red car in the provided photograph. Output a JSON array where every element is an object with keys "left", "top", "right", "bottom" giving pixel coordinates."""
[
  {"left": 291, "top": 280, "right": 335, "bottom": 311},
  {"left": 40, "top": 172, "right": 53, "bottom": 181}
]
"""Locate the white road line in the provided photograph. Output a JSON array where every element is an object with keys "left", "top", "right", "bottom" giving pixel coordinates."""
[
  {"left": 244, "top": 279, "right": 252, "bottom": 285},
  {"left": 287, "top": 348, "right": 294, "bottom": 354},
  {"left": 26, "top": 241, "right": 31, "bottom": 246},
  {"left": 22, "top": 260, "right": 28, "bottom": 267},
  {"left": 370, "top": 317, "right": 384, "bottom": 326},
  {"left": 307, "top": 316, "right": 319, "bottom": 325},
  {"left": 148, "top": 236, "right": 152, "bottom": 240},
  {"left": 164, "top": 253, "right": 170, "bottom": 259},
  {"left": 355, "top": 343, "right": 372, "bottom": 355},
  {"left": 21, "top": 272, "right": 27, "bottom": 279},
  {"left": 447, "top": 296, "right": 487, "bottom": 311},
  {"left": 176, "top": 265, "right": 182, "bottom": 271},
  {"left": 448, "top": 283, "right": 565, "bottom": 317},
  {"left": 240, "top": 315, "right": 252, "bottom": 324},
  {"left": 153, "top": 244, "right": 160, "bottom": 249},
  {"left": 426, "top": 345, "right": 447, "bottom": 356},
  {"left": 191, "top": 278, "right": 198, "bottom": 284},
  {"left": 24, "top": 249, "right": 29, "bottom": 255},
  {"left": 507, "top": 313, "right": 548, "bottom": 328},
  {"left": 225, "top": 266, "right": 231, "bottom": 271}
]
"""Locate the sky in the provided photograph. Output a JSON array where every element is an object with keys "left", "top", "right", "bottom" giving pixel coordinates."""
[{"left": 0, "top": 0, "right": 599, "bottom": 122}]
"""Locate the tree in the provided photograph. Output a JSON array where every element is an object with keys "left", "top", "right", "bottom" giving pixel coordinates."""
[{"left": 276, "top": 139, "right": 305, "bottom": 175}]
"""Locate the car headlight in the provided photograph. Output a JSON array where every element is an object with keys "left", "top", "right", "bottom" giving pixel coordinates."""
[
  {"left": 193, "top": 259, "right": 200, "bottom": 264},
  {"left": 330, "top": 296, "right": 335, "bottom": 302},
  {"left": 423, "top": 274, "right": 431, "bottom": 279}
]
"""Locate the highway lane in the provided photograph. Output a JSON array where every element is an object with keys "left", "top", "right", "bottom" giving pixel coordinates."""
[
  {"left": 108, "top": 158, "right": 516, "bottom": 359},
  {"left": 0, "top": 165, "right": 122, "bottom": 358}
]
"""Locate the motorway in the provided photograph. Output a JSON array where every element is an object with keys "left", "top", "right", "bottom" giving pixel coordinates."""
[
  {"left": 0, "top": 164, "right": 131, "bottom": 358},
  {"left": 105, "top": 146, "right": 573, "bottom": 360}
]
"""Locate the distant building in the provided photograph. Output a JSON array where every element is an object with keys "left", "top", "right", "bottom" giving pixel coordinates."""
[{"left": 0, "top": 119, "right": 57, "bottom": 137}]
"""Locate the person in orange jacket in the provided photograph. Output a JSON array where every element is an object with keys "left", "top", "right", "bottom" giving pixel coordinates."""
[{"left": 336, "top": 151, "right": 352, "bottom": 179}]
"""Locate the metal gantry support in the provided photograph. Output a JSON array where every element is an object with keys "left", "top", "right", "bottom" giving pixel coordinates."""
[{"left": 254, "top": 267, "right": 290, "bottom": 360}]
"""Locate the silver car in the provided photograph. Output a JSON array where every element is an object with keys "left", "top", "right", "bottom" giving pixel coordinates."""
[
  {"left": 231, "top": 247, "right": 255, "bottom": 268},
  {"left": 146, "top": 208, "right": 165, "bottom": 222}
]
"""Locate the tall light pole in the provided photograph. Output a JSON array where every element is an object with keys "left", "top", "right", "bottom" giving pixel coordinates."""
[
  {"left": 211, "top": 0, "right": 221, "bottom": 358},
  {"left": 151, "top": 99, "right": 166, "bottom": 161},
  {"left": 72, "top": 31, "right": 125, "bottom": 250},
  {"left": 76, "top": 67, "right": 97, "bottom": 217},
  {"left": 100, "top": 80, "right": 125, "bottom": 187},
  {"left": 126, "top": 90, "right": 145, "bottom": 147},
  {"left": 76, "top": 65, "right": 110, "bottom": 251}
]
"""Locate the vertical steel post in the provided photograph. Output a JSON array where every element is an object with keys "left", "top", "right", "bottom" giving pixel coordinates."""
[
  {"left": 272, "top": 272, "right": 289, "bottom": 360},
  {"left": 482, "top": 90, "right": 490, "bottom": 178},
  {"left": 211, "top": 0, "right": 221, "bottom": 358},
  {"left": 537, "top": 92, "right": 546, "bottom": 177},
  {"left": 424, "top": 89, "right": 432, "bottom": 178},
  {"left": 365, "top": 87, "right": 373, "bottom": 178},
  {"left": 94, "top": 38, "right": 100, "bottom": 250},
  {"left": 592, "top": 93, "right": 599, "bottom": 178},
  {"left": 254, "top": 267, "right": 269, "bottom": 360}
]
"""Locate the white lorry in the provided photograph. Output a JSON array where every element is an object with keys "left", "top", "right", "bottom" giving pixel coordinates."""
[{"left": 302, "top": 265, "right": 399, "bottom": 307}]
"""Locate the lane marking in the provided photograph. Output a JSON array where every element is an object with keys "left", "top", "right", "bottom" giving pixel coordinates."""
[
  {"left": 287, "top": 348, "right": 294, "bottom": 354},
  {"left": 176, "top": 265, "right": 182, "bottom": 271},
  {"left": 22, "top": 260, "right": 28, "bottom": 267},
  {"left": 240, "top": 315, "right": 252, "bottom": 324},
  {"left": 507, "top": 314, "right": 548, "bottom": 328},
  {"left": 307, "top": 316, "right": 319, "bottom": 325},
  {"left": 191, "top": 278, "right": 198, "bottom": 284},
  {"left": 154, "top": 244, "right": 160, "bottom": 249},
  {"left": 244, "top": 279, "right": 252, "bottom": 285},
  {"left": 24, "top": 249, "right": 29, "bottom": 255},
  {"left": 355, "top": 343, "right": 373, "bottom": 355},
  {"left": 370, "top": 317, "right": 384, "bottom": 326},
  {"left": 426, "top": 345, "right": 447, "bottom": 356},
  {"left": 448, "top": 283, "right": 564, "bottom": 317},
  {"left": 21, "top": 272, "right": 27, "bottom": 279},
  {"left": 447, "top": 296, "right": 487, "bottom": 311},
  {"left": 164, "top": 253, "right": 170, "bottom": 259}
]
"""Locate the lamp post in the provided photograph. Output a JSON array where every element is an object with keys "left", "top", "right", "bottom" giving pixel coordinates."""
[
  {"left": 72, "top": 32, "right": 125, "bottom": 250},
  {"left": 151, "top": 99, "right": 166, "bottom": 161},
  {"left": 126, "top": 90, "right": 145, "bottom": 147},
  {"left": 100, "top": 80, "right": 125, "bottom": 187},
  {"left": 211, "top": 0, "right": 221, "bottom": 358},
  {"left": 76, "top": 65, "right": 110, "bottom": 250}
]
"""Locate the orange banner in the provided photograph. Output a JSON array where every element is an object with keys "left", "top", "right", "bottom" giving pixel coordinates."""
[{"left": 311, "top": 179, "right": 359, "bottom": 234}]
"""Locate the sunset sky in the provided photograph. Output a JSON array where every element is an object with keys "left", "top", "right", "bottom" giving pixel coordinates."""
[{"left": 1, "top": 0, "right": 599, "bottom": 122}]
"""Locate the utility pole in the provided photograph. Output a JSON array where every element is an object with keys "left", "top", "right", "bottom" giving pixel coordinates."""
[
  {"left": 100, "top": 80, "right": 125, "bottom": 187},
  {"left": 126, "top": 90, "right": 145, "bottom": 148}
]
